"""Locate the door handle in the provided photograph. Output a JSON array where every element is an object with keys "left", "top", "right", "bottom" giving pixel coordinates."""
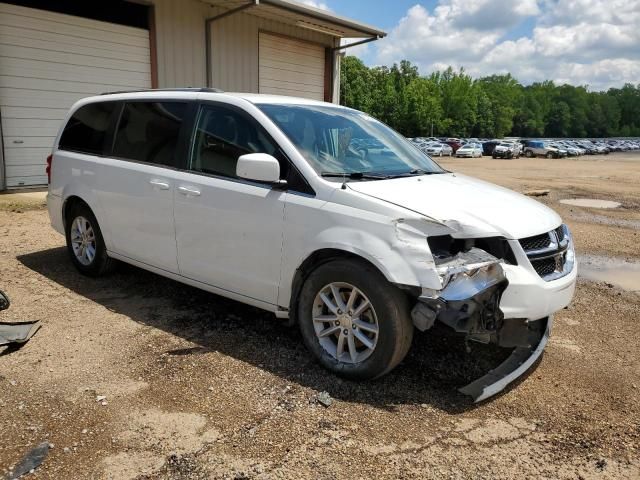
[
  {"left": 177, "top": 185, "right": 201, "bottom": 196},
  {"left": 149, "top": 179, "right": 170, "bottom": 190}
]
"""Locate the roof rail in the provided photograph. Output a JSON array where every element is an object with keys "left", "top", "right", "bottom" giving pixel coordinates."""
[{"left": 100, "top": 87, "right": 224, "bottom": 95}]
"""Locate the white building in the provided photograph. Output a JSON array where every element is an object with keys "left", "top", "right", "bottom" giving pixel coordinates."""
[{"left": 0, "top": 0, "right": 385, "bottom": 189}]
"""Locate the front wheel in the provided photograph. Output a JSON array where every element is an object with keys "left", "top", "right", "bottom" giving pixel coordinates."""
[
  {"left": 525, "top": 150, "right": 533, "bottom": 158},
  {"left": 298, "top": 259, "right": 413, "bottom": 380},
  {"left": 65, "top": 203, "right": 115, "bottom": 276},
  {"left": 546, "top": 152, "right": 554, "bottom": 159}
]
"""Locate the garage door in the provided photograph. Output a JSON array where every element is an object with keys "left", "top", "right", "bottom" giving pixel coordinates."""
[
  {"left": 0, "top": 3, "right": 151, "bottom": 188},
  {"left": 259, "top": 32, "right": 325, "bottom": 101}
]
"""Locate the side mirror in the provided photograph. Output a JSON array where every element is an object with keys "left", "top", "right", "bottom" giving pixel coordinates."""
[{"left": 236, "top": 153, "right": 282, "bottom": 184}]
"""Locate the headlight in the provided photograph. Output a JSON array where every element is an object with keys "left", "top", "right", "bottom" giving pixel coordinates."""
[{"left": 562, "top": 224, "right": 575, "bottom": 273}]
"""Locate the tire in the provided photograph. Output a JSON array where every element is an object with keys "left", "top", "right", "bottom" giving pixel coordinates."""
[
  {"left": 525, "top": 150, "right": 533, "bottom": 158},
  {"left": 545, "top": 152, "right": 553, "bottom": 159},
  {"left": 65, "top": 202, "right": 115, "bottom": 277},
  {"left": 297, "top": 259, "right": 413, "bottom": 380}
]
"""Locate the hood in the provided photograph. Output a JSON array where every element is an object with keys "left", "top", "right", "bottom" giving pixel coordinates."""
[{"left": 347, "top": 173, "right": 561, "bottom": 239}]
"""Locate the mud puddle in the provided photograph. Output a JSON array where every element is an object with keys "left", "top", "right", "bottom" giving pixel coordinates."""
[
  {"left": 560, "top": 198, "right": 621, "bottom": 208},
  {"left": 578, "top": 255, "right": 640, "bottom": 291}
]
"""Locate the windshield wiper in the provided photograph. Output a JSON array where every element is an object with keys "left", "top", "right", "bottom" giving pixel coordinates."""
[
  {"left": 384, "top": 169, "right": 448, "bottom": 178},
  {"left": 321, "top": 172, "right": 390, "bottom": 180}
]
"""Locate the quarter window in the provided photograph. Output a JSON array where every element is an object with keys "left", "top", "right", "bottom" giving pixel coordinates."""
[
  {"left": 112, "top": 102, "right": 187, "bottom": 166},
  {"left": 190, "top": 105, "right": 278, "bottom": 178},
  {"left": 59, "top": 102, "right": 117, "bottom": 155}
]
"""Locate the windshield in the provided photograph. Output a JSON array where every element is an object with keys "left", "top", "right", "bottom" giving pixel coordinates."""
[{"left": 258, "top": 104, "right": 445, "bottom": 177}]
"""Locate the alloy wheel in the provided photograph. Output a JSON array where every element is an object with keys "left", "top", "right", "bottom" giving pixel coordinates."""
[
  {"left": 312, "top": 282, "right": 379, "bottom": 364},
  {"left": 70, "top": 216, "right": 96, "bottom": 266}
]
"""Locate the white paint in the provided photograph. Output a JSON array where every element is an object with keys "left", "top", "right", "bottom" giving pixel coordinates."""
[
  {"left": 48, "top": 91, "right": 576, "bottom": 325},
  {"left": 348, "top": 173, "right": 562, "bottom": 240},
  {"left": 560, "top": 198, "right": 621, "bottom": 209}
]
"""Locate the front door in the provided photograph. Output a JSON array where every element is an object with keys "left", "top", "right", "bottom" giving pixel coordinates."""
[{"left": 173, "top": 103, "right": 286, "bottom": 304}]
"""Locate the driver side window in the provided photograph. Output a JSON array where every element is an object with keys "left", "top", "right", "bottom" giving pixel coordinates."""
[{"left": 189, "top": 104, "right": 278, "bottom": 179}]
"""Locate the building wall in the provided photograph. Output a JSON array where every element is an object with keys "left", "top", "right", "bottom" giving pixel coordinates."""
[
  {"left": 209, "top": 7, "right": 335, "bottom": 94},
  {"left": 150, "top": 0, "right": 340, "bottom": 100},
  {"left": 150, "top": 0, "right": 210, "bottom": 88}
]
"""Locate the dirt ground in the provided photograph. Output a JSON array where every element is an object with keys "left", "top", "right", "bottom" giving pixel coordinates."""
[{"left": 1, "top": 153, "right": 639, "bottom": 479}]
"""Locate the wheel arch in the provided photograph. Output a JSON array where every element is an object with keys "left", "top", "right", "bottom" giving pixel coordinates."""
[
  {"left": 62, "top": 195, "right": 91, "bottom": 229},
  {"left": 286, "top": 248, "right": 414, "bottom": 326}
]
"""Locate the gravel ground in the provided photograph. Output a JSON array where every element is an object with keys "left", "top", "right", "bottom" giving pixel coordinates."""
[{"left": 0, "top": 153, "right": 639, "bottom": 479}]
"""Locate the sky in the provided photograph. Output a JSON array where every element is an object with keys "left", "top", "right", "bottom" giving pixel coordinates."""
[{"left": 299, "top": 0, "right": 640, "bottom": 91}]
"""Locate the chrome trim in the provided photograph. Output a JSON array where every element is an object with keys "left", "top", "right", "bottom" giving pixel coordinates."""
[
  {"left": 522, "top": 231, "right": 557, "bottom": 256},
  {"left": 521, "top": 225, "right": 575, "bottom": 282}
]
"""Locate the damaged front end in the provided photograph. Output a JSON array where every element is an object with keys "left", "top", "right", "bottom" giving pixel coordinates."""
[{"left": 411, "top": 246, "right": 550, "bottom": 403}]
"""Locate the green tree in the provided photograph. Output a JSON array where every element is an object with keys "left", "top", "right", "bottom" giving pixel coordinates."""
[
  {"left": 405, "top": 77, "right": 442, "bottom": 136},
  {"left": 339, "top": 55, "right": 640, "bottom": 138},
  {"left": 546, "top": 101, "right": 571, "bottom": 137},
  {"left": 476, "top": 74, "right": 521, "bottom": 137}
]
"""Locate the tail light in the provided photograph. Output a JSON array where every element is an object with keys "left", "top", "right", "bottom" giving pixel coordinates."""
[{"left": 46, "top": 154, "right": 52, "bottom": 184}]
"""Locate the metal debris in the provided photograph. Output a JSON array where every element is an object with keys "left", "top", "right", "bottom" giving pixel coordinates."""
[
  {"left": 7, "top": 442, "right": 50, "bottom": 479},
  {"left": 316, "top": 391, "right": 333, "bottom": 408},
  {"left": 0, "top": 321, "right": 41, "bottom": 346},
  {"left": 0, "top": 290, "right": 41, "bottom": 347}
]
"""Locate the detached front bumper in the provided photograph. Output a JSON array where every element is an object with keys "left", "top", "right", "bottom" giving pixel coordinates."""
[
  {"left": 410, "top": 242, "right": 574, "bottom": 402},
  {"left": 459, "top": 316, "right": 551, "bottom": 402}
]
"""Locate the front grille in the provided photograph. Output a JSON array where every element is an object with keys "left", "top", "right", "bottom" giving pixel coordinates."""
[
  {"left": 519, "top": 233, "right": 551, "bottom": 251},
  {"left": 531, "top": 257, "right": 557, "bottom": 277},
  {"left": 519, "top": 225, "right": 572, "bottom": 281}
]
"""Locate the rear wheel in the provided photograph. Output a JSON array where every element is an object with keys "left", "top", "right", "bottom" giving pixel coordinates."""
[
  {"left": 525, "top": 150, "right": 534, "bottom": 158},
  {"left": 298, "top": 259, "right": 413, "bottom": 380},
  {"left": 65, "top": 203, "right": 115, "bottom": 276},
  {"left": 545, "top": 152, "right": 553, "bottom": 159}
]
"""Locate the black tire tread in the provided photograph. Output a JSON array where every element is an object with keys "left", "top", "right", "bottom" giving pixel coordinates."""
[{"left": 297, "top": 258, "right": 413, "bottom": 380}]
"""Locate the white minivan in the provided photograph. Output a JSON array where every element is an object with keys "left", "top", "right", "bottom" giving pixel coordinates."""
[{"left": 47, "top": 89, "right": 576, "bottom": 401}]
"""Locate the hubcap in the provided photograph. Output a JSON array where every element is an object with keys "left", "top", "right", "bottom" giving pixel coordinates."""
[
  {"left": 70, "top": 216, "right": 96, "bottom": 266},
  {"left": 312, "top": 282, "right": 379, "bottom": 364}
]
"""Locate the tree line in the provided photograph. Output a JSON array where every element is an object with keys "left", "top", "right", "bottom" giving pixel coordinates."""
[{"left": 339, "top": 56, "right": 640, "bottom": 139}]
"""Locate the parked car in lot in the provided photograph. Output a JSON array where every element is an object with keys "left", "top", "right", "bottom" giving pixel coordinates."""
[
  {"left": 455, "top": 142, "right": 483, "bottom": 158},
  {"left": 418, "top": 141, "right": 452, "bottom": 157},
  {"left": 523, "top": 141, "right": 564, "bottom": 158},
  {"left": 482, "top": 140, "right": 499, "bottom": 156},
  {"left": 47, "top": 89, "right": 576, "bottom": 401},
  {"left": 443, "top": 138, "right": 464, "bottom": 153},
  {"left": 492, "top": 142, "right": 519, "bottom": 159}
]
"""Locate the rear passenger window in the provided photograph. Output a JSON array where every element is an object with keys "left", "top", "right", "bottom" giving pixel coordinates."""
[
  {"left": 112, "top": 102, "right": 186, "bottom": 166},
  {"left": 190, "top": 105, "right": 278, "bottom": 178},
  {"left": 59, "top": 102, "right": 117, "bottom": 155}
]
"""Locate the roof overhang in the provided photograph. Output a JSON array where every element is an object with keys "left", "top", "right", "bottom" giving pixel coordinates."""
[{"left": 202, "top": 0, "right": 386, "bottom": 39}]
